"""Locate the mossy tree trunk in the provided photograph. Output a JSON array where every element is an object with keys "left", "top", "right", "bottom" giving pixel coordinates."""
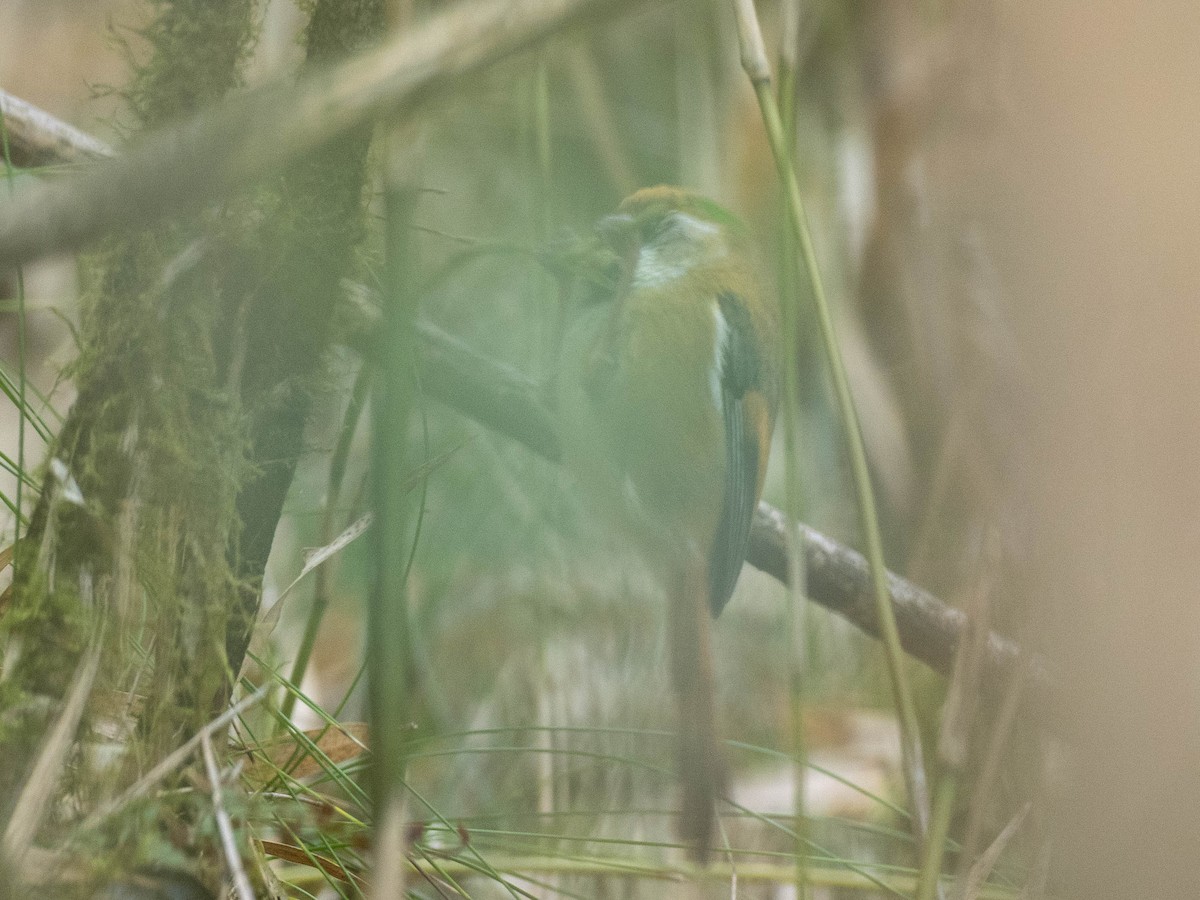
[
  {"left": 0, "top": 0, "right": 383, "bottom": 882},
  {"left": 228, "top": 0, "right": 385, "bottom": 673}
]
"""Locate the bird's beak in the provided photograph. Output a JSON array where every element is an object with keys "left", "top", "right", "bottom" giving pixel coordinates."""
[{"left": 595, "top": 212, "right": 641, "bottom": 296}]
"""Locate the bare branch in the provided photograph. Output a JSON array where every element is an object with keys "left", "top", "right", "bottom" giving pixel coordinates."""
[
  {"left": 201, "top": 731, "right": 255, "bottom": 900},
  {"left": 0, "top": 0, "right": 648, "bottom": 270},
  {"left": 417, "top": 321, "right": 561, "bottom": 459},
  {"left": 0, "top": 91, "right": 114, "bottom": 168}
]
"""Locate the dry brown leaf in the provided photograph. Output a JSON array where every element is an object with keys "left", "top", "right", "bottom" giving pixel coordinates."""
[
  {"left": 239, "top": 722, "right": 369, "bottom": 786},
  {"left": 258, "top": 838, "right": 367, "bottom": 890}
]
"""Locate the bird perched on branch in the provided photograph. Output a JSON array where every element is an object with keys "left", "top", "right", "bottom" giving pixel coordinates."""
[{"left": 555, "top": 186, "right": 778, "bottom": 861}]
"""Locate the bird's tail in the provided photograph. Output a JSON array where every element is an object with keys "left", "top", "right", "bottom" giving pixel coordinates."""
[{"left": 669, "top": 565, "right": 725, "bottom": 863}]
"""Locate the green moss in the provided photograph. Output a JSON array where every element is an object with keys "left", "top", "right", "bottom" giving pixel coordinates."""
[
  {"left": 0, "top": 0, "right": 264, "bottom": 838},
  {"left": 305, "top": 0, "right": 383, "bottom": 63},
  {"left": 127, "top": 0, "right": 261, "bottom": 128},
  {"left": 0, "top": 0, "right": 385, "bottom": 884}
]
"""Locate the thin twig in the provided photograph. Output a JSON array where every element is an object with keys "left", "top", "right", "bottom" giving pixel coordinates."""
[
  {"left": 730, "top": 0, "right": 930, "bottom": 840},
  {"left": 961, "top": 803, "right": 1030, "bottom": 900},
  {"left": 2, "top": 633, "right": 102, "bottom": 865},
  {"left": 201, "top": 731, "right": 256, "bottom": 900},
  {"left": 919, "top": 546, "right": 997, "bottom": 900},
  {"left": 955, "top": 663, "right": 1029, "bottom": 897},
  {"left": 369, "top": 3, "right": 424, "bottom": 882}
]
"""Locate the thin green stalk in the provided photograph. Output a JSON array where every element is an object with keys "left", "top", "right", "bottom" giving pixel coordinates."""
[
  {"left": 282, "top": 360, "right": 372, "bottom": 721},
  {"left": 0, "top": 105, "right": 27, "bottom": 548},
  {"left": 12, "top": 270, "right": 24, "bottom": 547},
  {"left": 333, "top": 658, "right": 367, "bottom": 720},
  {"left": 0, "top": 484, "right": 25, "bottom": 524},
  {"left": 917, "top": 770, "right": 958, "bottom": 900},
  {"left": 534, "top": 58, "right": 553, "bottom": 241},
  {"left": 280, "top": 855, "right": 1027, "bottom": 899},
  {"left": 274, "top": 816, "right": 357, "bottom": 900},
  {"left": 777, "top": 0, "right": 809, "bottom": 894},
  {"left": 530, "top": 55, "right": 561, "bottom": 855},
  {"left": 368, "top": 146, "right": 420, "bottom": 896},
  {"left": 0, "top": 447, "right": 40, "bottom": 490},
  {"left": 0, "top": 364, "right": 56, "bottom": 441},
  {"left": 777, "top": 0, "right": 801, "bottom": 159},
  {"left": 730, "top": 0, "right": 930, "bottom": 844},
  {"left": 530, "top": 55, "right": 562, "bottom": 390},
  {"left": 758, "top": 70, "right": 930, "bottom": 834},
  {"left": 247, "top": 684, "right": 371, "bottom": 808}
]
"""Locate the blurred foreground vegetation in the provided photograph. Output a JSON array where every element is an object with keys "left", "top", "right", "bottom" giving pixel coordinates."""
[{"left": 7, "top": 0, "right": 1184, "bottom": 897}]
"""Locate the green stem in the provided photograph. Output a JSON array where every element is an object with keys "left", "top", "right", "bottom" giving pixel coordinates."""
[
  {"left": 534, "top": 58, "right": 553, "bottom": 241},
  {"left": 748, "top": 75, "right": 930, "bottom": 837},
  {"left": 368, "top": 152, "right": 419, "bottom": 895},
  {"left": 917, "top": 769, "right": 958, "bottom": 900},
  {"left": 282, "top": 360, "right": 373, "bottom": 721},
  {"left": 775, "top": 6, "right": 810, "bottom": 896},
  {"left": 532, "top": 56, "right": 557, "bottom": 372}
]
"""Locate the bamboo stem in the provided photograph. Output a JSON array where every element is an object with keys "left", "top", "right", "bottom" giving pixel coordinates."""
[{"left": 729, "top": 0, "right": 931, "bottom": 844}]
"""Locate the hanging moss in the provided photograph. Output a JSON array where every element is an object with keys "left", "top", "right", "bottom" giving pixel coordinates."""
[
  {"left": 127, "top": 0, "right": 260, "bottom": 129},
  {"left": 0, "top": 0, "right": 386, "bottom": 888},
  {"left": 305, "top": 0, "right": 385, "bottom": 62},
  {"left": 0, "top": 0, "right": 264, "bottom": 871}
]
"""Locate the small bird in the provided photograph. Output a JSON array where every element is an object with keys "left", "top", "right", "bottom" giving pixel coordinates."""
[{"left": 556, "top": 186, "right": 778, "bottom": 860}]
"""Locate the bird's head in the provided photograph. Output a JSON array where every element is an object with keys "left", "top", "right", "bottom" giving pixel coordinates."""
[{"left": 595, "top": 186, "right": 752, "bottom": 291}]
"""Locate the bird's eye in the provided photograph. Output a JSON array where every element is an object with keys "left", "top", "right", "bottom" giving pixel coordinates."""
[{"left": 642, "top": 214, "right": 681, "bottom": 245}]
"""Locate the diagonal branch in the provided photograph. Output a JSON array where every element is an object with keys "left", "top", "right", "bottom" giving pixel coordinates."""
[
  {"left": 0, "top": 0, "right": 647, "bottom": 270},
  {"left": 416, "top": 321, "right": 1031, "bottom": 687},
  {"left": 0, "top": 91, "right": 114, "bottom": 168}
]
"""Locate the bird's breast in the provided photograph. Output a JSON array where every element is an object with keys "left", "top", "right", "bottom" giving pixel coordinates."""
[{"left": 558, "top": 279, "right": 728, "bottom": 551}]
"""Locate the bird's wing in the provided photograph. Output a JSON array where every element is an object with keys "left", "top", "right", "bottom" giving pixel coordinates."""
[{"left": 708, "top": 291, "right": 770, "bottom": 616}]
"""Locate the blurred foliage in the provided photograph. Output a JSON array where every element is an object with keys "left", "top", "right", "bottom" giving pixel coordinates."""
[
  {"left": 272, "top": 0, "right": 982, "bottom": 892},
  {"left": 0, "top": 0, "right": 1036, "bottom": 895}
]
